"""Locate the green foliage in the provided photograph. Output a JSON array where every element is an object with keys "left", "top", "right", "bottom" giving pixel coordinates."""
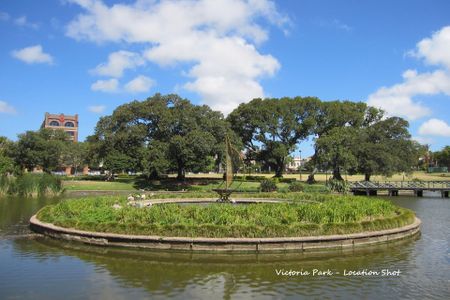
[
  {"left": 228, "top": 97, "right": 320, "bottom": 177},
  {"left": 288, "top": 181, "right": 304, "bottom": 192},
  {"left": 12, "top": 129, "right": 71, "bottom": 173},
  {"left": 103, "top": 151, "right": 135, "bottom": 176},
  {"left": 88, "top": 94, "right": 231, "bottom": 179},
  {"left": 0, "top": 155, "right": 15, "bottom": 176},
  {"left": 59, "top": 142, "right": 88, "bottom": 174},
  {"left": 432, "top": 146, "right": 450, "bottom": 169},
  {"left": 260, "top": 179, "right": 277, "bottom": 192},
  {"left": 355, "top": 117, "right": 419, "bottom": 180},
  {"left": 37, "top": 193, "right": 414, "bottom": 238},
  {"left": 326, "top": 178, "right": 350, "bottom": 194},
  {"left": 314, "top": 104, "right": 419, "bottom": 181},
  {"left": 0, "top": 173, "right": 64, "bottom": 197},
  {"left": 0, "top": 136, "right": 16, "bottom": 175},
  {"left": 315, "top": 126, "right": 359, "bottom": 180}
]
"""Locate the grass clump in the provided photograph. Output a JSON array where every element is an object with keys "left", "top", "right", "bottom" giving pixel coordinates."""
[
  {"left": 259, "top": 179, "right": 277, "bottom": 192},
  {"left": 0, "top": 173, "right": 64, "bottom": 197},
  {"left": 37, "top": 193, "right": 415, "bottom": 238}
]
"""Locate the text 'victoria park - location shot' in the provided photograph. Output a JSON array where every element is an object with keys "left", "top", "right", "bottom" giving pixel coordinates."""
[{"left": 1, "top": 1, "right": 450, "bottom": 299}]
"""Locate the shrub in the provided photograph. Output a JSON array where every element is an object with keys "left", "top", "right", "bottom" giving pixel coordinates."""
[
  {"left": 260, "top": 179, "right": 277, "bottom": 192},
  {"left": 288, "top": 181, "right": 304, "bottom": 192},
  {"left": 279, "top": 178, "right": 296, "bottom": 183},
  {"left": 326, "top": 178, "right": 350, "bottom": 194}
]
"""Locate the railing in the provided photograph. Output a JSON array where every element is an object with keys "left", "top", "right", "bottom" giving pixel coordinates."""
[{"left": 350, "top": 181, "right": 450, "bottom": 190}]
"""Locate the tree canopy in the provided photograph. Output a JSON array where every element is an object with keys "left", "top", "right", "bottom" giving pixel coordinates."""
[
  {"left": 227, "top": 97, "right": 320, "bottom": 177},
  {"left": 88, "top": 93, "right": 231, "bottom": 179}
]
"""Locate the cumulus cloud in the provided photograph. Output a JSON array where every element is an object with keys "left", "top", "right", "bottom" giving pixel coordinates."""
[
  {"left": 367, "top": 69, "right": 450, "bottom": 120},
  {"left": 0, "top": 101, "right": 16, "bottom": 114},
  {"left": 66, "top": 0, "right": 288, "bottom": 113},
  {"left": 410, "top": 26, "right": 450, "bottom": 70},
  {"left": 368, "top": 26, "right": 450, "bottom": 120},
  {"left": 91, "top": 78, "right": 119, "bottom": 92},
  {"left": 91, "top": 50, "right": 145, "bottom": 78},
  {"left": 11, "top": 45, "right": 53, "bottom": 64},
  {"left": 418, "top": 118, "right": 450, "bottom": 137},
  {"left": 124, "top": 75, "right": 155, "bottom": 93},
  {"left": 88, "top": 105, "right": 106, "bottom": 113}
]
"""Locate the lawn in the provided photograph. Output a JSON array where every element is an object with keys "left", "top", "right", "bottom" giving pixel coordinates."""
[
  {"left": 61, "top": 171, "right": 448, "bottom": 192},
  {"left": 63, "top": 180, "right": 135, "bottom": 191}
]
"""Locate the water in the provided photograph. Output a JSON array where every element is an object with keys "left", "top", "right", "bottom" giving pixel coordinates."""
[{"left": 0, "top": 195, "right": 449, "bottom": 299}]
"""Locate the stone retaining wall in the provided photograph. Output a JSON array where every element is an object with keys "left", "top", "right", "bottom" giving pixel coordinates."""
[{"left": 30, "top": 211, "right": 421, "bottom": 253}]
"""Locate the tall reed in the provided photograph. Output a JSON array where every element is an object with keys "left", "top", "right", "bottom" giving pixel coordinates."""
[{"left": 0, "top": 173, "right": 64, "bottom": 197}]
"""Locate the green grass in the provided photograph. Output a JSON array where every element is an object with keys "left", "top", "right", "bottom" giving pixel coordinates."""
[
  {"left": 63, "top": 180, "right": 135, "bottom": 191},
  {"left": 0, "top": 174, "right": 64, "bottom": 197},
  {"left": 62, "top": 177, "right": 328, "bottom": 193},
  {"left": 37, "top": 193, "right": 415, "bottom": 238}
]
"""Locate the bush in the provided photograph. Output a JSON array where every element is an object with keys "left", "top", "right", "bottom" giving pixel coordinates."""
[
  {"left": 260, "top": 179, "right": 277, "bottom": 192},
  {"left": 288, "top": 181, "right": 304, "bottom": 192},
  {"left": 279, "top": 178, "right": 296, "bottom": 183},
  {"left": 326, "top": 179, "right": 350, "bottom": 194}
]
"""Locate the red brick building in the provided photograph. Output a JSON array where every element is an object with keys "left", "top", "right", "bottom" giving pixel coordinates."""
[
  {"left": 40, "top": 113, "right": 87, "bottom": 175},
  {"left": 41, "top": 112, "right": 79, "bottom": 143}
]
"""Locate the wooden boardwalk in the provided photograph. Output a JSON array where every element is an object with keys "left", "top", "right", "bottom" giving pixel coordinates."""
[{"left": 350, "top": 181, "right": 450, "bottom": 197}]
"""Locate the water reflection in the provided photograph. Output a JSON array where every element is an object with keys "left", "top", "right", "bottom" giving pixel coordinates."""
[
  {"left": 7, "top": 233, "right": 421, "bottom": 299},
  {"left": 0, "top": 195, "right": 449, "bottom": 299}
]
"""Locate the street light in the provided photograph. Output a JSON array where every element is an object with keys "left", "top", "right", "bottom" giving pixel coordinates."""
[{"left": 299, "top": 150, "right": 302, "bottom": 181}]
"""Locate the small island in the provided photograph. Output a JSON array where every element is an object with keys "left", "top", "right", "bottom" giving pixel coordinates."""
[{"left": 30, "top": 192, "right": 420, "bottom": 252}]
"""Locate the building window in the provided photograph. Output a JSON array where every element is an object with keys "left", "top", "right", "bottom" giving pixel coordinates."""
[
  {"left": 65, "top": 121, "right": 75, "bottom": 127},
  {"left": 49, "top": 121, "right": 60, "bottom": 126},
  {"left": 67, "top": 131, "right": 75, "bottom": 136}
]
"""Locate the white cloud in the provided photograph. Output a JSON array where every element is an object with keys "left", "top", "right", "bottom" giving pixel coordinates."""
[
  {"left": 66, "top": 0, "right": 288, "bottom": 114},
  {"left": 0, "top": 101, "right": 16, "bottom": 114},
  {"left": 367, "top": 69, "right": 450, "bottom": 120},
  {"left": 88, "top": 105, "right": 106, "bottom": 113},
  {"left": 411, "top": 136, "right": 434, "bottom": 145},
  {"left": 14, "top": 16, "right": 39, "bottom": 29},
  {"left": 91, "top": 78, "right": 119, "bottom": 92},
  {"left": 11, "top": 45, "right": 53, "bottom": 64},
  {"left": 124, "top": 75, "right": 155, "bottom": 93},
  {"left": 91, "top": 50, "right": 145, "bottom": 78},
  {"left": 368, "top": 25, "right": 450, "bottom": 120},
  {"left": 418, "top": 118, "right": 450, "bottom": 137},
  {"left": 410, "top": 26, "right": 450, "bottom": 70}
]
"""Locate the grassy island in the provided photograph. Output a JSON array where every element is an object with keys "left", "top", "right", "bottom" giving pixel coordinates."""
[{"left": 36, "top": 193, "right": 416, "bottom": 238}]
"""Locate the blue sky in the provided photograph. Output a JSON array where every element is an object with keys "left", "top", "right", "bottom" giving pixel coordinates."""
[{"left": 1, "top": 0, "right": 449, "bottom": 157}]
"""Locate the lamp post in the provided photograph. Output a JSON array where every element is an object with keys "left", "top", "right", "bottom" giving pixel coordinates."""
[{"left": 299, "top": 150, "right": 302, "bottom": 181}]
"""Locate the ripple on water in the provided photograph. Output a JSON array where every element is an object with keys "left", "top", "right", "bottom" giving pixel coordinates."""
[{"left": 0, "top": 196, "right": 449, "bottom": 299}]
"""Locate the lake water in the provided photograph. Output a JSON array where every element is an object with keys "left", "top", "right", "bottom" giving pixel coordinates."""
[{"left": 0, "top": 195, "right": 449, "bottom": 299}]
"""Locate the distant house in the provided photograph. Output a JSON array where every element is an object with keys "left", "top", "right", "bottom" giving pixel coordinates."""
[{"left": 286, "top": 156, "right": 311, "bottom": 173}]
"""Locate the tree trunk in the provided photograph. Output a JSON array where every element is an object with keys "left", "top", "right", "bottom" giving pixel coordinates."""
[
  {"left": 365, "top": 173, "right": 371, "bottom": 181},
  {"left": 332, "top": 168, "right": 343, "bottom": 181},
  {"left": 177, "top": 164, "right": 185, "bottom": 180},
  {"left": 307, "top": 167, "right": 318, "bottom": 184},
  {"left": 274, "top": 162, "right": 284, "bottom": 178},
  {"left": 306, "top": 174, "right": 316, "bottom": 184}
]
